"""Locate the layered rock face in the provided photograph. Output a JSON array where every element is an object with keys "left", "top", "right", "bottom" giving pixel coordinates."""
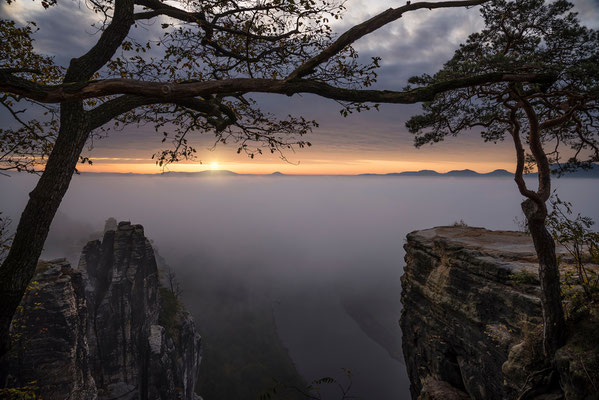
[
  {"left": 80, "top": 221, "right": 202, "bottom": 399},
  {"left": 81, "top": 221, "right": 161, "bottom": 397},
  {"left": 400, "top": 226, "right": 597, "bottom": 400},
  {"left": 0, "top": 260, "right": 97, "bottom": 399},
  {"left": 1, "top": 221, "right": 201, "bottom": 400}
]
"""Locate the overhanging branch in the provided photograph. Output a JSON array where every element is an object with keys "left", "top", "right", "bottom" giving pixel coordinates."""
[
  {"left": 0, "top": 71, "right": 557, "bottom": 105},
  {"left": 285, "top": 0, "right": 489, "bottom": 81},
  {"left": 65, "top": 0, "right": 135, "bottom": 82},
  {"left": 134, "top": 0, "right": 298, "bottom": 42},
  {"left": 87, "top": 95, "right": 237, "bottom": 131}
]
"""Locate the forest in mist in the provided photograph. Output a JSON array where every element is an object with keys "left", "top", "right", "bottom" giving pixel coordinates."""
[{"left": 1, "top": 173, "right": 598, "bottom": 399}]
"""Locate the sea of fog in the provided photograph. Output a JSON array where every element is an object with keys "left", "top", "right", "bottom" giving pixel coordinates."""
[{"left": 1, "top": 174, "right": 598, "bottom": 399}]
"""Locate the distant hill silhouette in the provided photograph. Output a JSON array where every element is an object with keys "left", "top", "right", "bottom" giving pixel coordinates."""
[
  {"left": 361, "top": 169, "right": 515, "bottom": 177},
  {"left": 444, "top": 169, "right": 480, "bottom": 177},
  {"left": 485, "top": 169, "right": 513, "bottom": 177},
  {"left": 388, "top": 170, "right": 441, "bottom": 177},
  {"left": 160, "top": 170, "right": 239, "bottom": 177},
  {"left": 362, "top": 165, "right": 598, "bottom": 178}
]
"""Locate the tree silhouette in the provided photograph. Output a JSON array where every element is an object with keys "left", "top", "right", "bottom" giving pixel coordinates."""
[{"left": 406, "top": 0, "right": 599, "bottom": 357}]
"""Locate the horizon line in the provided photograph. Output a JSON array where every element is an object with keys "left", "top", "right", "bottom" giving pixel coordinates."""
[
  {"left": 76, "top": 167, "right": 513, "bottom": 176},
  {"left": 8, "top": 163, "right": 597, "bottom": 177}
]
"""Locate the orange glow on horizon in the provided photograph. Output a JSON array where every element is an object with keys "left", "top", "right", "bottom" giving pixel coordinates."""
[{"left": 76, "top": 159, "right": 516, "bottom": 175}]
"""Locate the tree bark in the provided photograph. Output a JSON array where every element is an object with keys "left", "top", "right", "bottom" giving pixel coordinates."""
[
  {"left": 0, "top": 102, "right": 90, "bottom": 356},
  {"left": 510, "top": 88, "right": 567, "bottom": 360},
  {"left": 521, "top": 199, "right": 567, "bottom": 358},
  {"left": 0, "top": 0, "right": 135, "bottom": 357},
  {"left": 0, "top": 72, "right": 556, "bottom": 104}
]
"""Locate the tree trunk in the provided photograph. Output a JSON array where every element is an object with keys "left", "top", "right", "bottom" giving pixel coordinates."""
[
  {"left": 522, "top": 199, "right": 566, "bottom": 358},
  {"left": 0, "top": 102, "right": 89, "bottom": 356}
]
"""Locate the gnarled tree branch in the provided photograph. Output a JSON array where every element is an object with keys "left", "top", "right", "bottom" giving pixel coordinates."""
[
  {"left": 286, "top": 0, "right": 488, "bottom": 81},
  {"left": 65, "top": 0, "right": 135, "bottom": 82},
  {"left": 0, "top": 71, "right": 557, "bottom": 104}
]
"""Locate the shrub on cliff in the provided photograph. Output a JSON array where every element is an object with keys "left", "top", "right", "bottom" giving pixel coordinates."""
[
  {"left": 0, "top": 385, "right": 37, "bottom": 400},
  {"left": 548, "top": 195, "right": 599, "bottom": 303},
  {"left": 158, "top": 287, "right": 182, "bottom": 342}
]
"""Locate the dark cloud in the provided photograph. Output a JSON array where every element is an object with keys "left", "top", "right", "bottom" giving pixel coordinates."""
[{"left": 0, "top": 1, "right": 98, "bottom": 66}]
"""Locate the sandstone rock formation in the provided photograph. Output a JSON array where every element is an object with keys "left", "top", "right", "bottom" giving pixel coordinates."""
[
  {"left": 82, "top": 220, "right": 202, "bottom": 400},
  {"left": 1, "top": 221, "right": 202, "bottom": 400},
  {"left": 0, "top": 260, "right": 97, "bottom": 399},
  {"left": 401, "top": 226, "right": 598, "bottom": 400}
]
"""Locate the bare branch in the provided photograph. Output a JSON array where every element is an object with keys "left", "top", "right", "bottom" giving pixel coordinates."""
[
  {"left": 87, "top": 95, "right": 236, "bottom": 131},
  {"left": 134, "top": 0, "right": 299, "bottom": 42},
  {"left": 65, "top": 0, "right": 135, "bottom": 82},
  {"left": 507, "top": 105, "right": 540, "bottom": 202},
  {"left": 286, "top": 0, "right": 488, "bottom": 81},
  {"left": 512, "top": 87, "right": 552, "bottom": 203}
]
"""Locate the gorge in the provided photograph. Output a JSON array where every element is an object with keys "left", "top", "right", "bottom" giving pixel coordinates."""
[
  {"left": 1, "top": 174, "right": 598, "bottom": 399},
  {"left": 1, "top": 221, "right": 598, "bottom": 399}
]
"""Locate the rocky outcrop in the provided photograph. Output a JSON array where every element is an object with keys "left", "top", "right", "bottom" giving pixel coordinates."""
[
  {"left": 0, "top": 260, "right": 97, "bottom": 399},
  {"left": 1, "top": 221, "right": 201, "bottom": 400},
  {"left": 81, "top": 221, "right": 161, "bottom": 397},
  {"left": 400, "top": 226, "right": 598, "bottom": 400},
  {"left": 80, "top": 221, "right": 202, "bottom": 400}
]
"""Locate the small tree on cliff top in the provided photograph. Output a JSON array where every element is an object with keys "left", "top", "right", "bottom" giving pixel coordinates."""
[{"left": 406, "top": 0, "right": 599, "bottom": 357}]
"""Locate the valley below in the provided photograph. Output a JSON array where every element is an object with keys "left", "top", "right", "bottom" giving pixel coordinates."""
[{"left": 1, "top": 173, "right": 597, "bottom": 399}]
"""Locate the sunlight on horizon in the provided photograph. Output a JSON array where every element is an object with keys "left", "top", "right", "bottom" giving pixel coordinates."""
[{"left": 74, "top": 159, "right": 516, "bottom": 175}]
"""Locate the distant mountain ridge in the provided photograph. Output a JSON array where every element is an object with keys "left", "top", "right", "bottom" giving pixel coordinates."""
[
  {"left": 360, "top": 169, "right": 514, "bottom": 177},
  {"left": 160, "top": 169, "right": 238, "bottom": 176},
  {"left": 71, "top": 163, "right": 599, "bottom": 178},
  {"left": 361, "top": 164, "right": 599, "bottom": 178}
]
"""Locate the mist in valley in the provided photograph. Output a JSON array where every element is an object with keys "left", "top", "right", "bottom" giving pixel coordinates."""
[{"left": 1, "top": 173, "right": 598, "bottom": 399}]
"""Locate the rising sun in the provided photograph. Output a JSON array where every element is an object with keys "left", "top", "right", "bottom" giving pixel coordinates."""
[{"left": 209, "top": 161, "right": 220, "bottom": 170}]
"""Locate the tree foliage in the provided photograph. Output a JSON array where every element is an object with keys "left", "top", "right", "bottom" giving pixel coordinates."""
[
  {"left": 406, "top": 0, "right": 599, "bottom": 359},
  {"left": 548, "top": 194, "right": 599, "bottom": 300},
  {"left": 260, "top": 368, "right": 355, "bottom": 400},
  {"left": 1, "top": 0, "right": 360, "bottom": 170},
  {"left": 406, "top": 0, "right": 599, "bottom": 171},
  {"left": 0, "top": 0, "right": 549, "bottom": 172},
  {"left": 0, "top": 19, "right": 62, "bottom": 172}
]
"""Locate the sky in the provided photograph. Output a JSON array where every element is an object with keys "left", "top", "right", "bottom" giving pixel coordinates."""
[{"left": 1, "top": 0, "right": 598, "bottom": 174}]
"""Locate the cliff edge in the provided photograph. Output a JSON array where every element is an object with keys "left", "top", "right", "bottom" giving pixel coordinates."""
[
  {"left": 401, "top": 226, "right": 598, "bottom": 400},
  {"left": 1, "top": 221, "right": 202, "bottom": 400}
]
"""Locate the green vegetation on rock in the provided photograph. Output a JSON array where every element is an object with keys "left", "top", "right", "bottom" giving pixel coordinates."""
[
  {"left": 158, "top": 287, "right": 182, "bottom": 342},
  {"left": 509, "top": 270, "right": 539, "bottom": 285},
  {"left": 0, "top": 384, "right": 38, "bottom": 400}
]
